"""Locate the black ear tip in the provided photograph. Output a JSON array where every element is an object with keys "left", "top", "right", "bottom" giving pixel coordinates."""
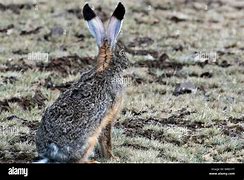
[
  {"left": 83, "top": 3, "right": 96, "bottom": 21},
  {"left": 84, "top": 3, "right": 89, "bottom": 8},
  {"left": 118, "top": 2, "right": 123, "bottom": 6},
  {"left": 83, "top": 3, "right": 90, "bottom": 12},
  {"left": 113, "top": 2, "right": 126, "bottom": 20}
]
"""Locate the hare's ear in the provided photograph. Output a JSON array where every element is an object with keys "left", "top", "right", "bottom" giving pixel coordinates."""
[
  {"left": 107, "top": 2, "right": 125, "bottom": 48},
  {"left": 83, "top": 4, "right": 105, "bottom": 47}
]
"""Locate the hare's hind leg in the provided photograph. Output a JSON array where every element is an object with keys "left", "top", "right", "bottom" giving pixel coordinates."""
[
  {"left": 78, "top": 135, "right": 99, "bottom": 163},
  {"left": 79, "top": 96, "right": 123, "bottom": 163},
  {"left": 98, "top": 96, "right": 123, "bottom": 160},
  {"left": 98, "top": 123, "right": 117, "bottom": 159}
]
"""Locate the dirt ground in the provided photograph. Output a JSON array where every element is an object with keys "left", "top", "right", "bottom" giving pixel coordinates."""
[{"left": 0, "top": 0, "right": 243, "bottom": 163}]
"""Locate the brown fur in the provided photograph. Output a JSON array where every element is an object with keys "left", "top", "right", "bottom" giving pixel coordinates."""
[
  {"left": 98, "top": 96, "right": 123, "bottom": 159},
  {"left": 98, "top": 124, "right": 113, "bottom": 159},
  {"left": 96, "top": 42, "right": 113, "bottom": 72}
]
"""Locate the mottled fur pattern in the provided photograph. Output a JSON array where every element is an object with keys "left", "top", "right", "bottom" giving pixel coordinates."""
[{"left": 36, "top": 44, "right": 129, "bottom": 162}]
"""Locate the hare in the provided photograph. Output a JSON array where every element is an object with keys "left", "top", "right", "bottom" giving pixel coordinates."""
[{"left": 35, "top": 2, "right": 128, "bottom": 163}]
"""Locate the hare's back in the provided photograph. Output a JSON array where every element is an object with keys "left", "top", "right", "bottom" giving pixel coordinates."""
[{"left": 36, "top": 76, "right": 112, "bottom": 155}]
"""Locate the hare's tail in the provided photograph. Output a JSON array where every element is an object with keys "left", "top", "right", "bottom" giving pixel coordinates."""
[
  {"left": 33, "top": 157, "right": 49, "bottom": 163},
  {"left": 33, "top": 143, "right": 67, "bottom": 163}
]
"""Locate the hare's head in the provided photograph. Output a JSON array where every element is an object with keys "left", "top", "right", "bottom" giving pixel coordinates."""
[{"left": 83, "top": 2, "right": 128, "bottom": 72}]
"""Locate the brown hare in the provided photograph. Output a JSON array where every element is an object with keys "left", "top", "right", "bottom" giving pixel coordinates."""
[{"left": 35, "top": 2, "right": 128, "bottom": 163}]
